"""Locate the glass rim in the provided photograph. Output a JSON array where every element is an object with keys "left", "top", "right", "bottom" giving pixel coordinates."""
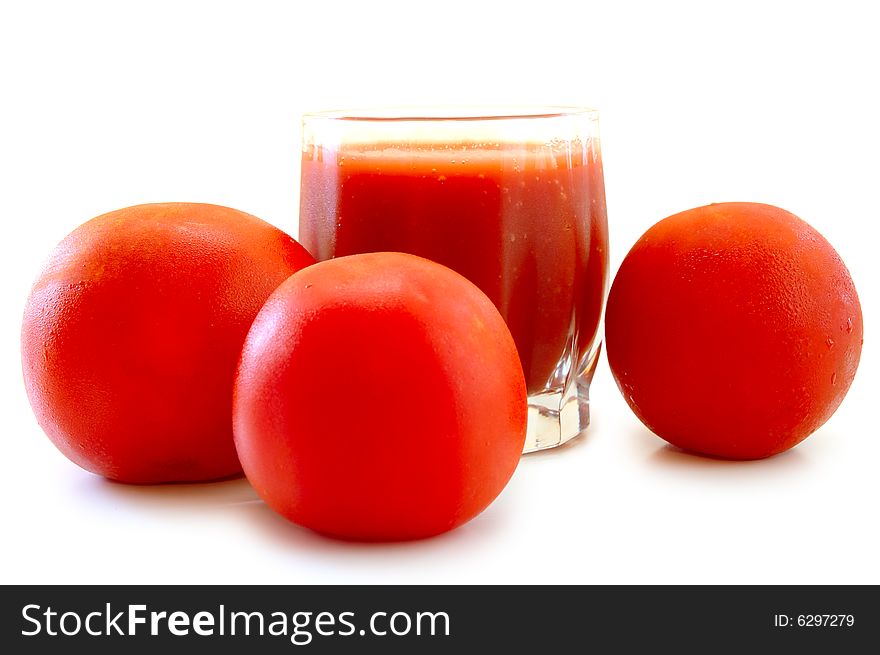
[{"left": 302, "top": 106, "right": 599, "bottom": 122}]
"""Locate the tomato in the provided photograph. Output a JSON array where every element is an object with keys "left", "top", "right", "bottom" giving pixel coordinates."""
[
  {"left": 21, "top": 203, "right": 315, "bottom": 483},
  {"left": 605, "top": 202, "right": 863, "bottom": 459},
  {"left": 233, "top": 252, "right": 527, "bottom": 540}
]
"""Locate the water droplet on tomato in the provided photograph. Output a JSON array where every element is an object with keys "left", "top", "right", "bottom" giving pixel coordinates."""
[
  {"left": 846, "top": 318, "right": 854, "bottom": 334},
  {"left": 831, "top": 372, "right": 837, "bottom": 385},
  {"left": 825, "top": 337, "right": 834, "bottom": 349}
]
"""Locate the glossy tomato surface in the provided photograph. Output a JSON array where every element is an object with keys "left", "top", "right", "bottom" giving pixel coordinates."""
[
  {"left": 22, "top": 203, "right": 315, "bottom": 483},
  {"left": 605, "top": 202, "right": 863, "bottom": 459},
  {"left": 233, "top": 252, "right": 527, "bottom": 541}
]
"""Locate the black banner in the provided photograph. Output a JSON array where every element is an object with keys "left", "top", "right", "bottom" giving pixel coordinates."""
[{"left": 1, "top": 585, "right": 876, "bottom": 653}]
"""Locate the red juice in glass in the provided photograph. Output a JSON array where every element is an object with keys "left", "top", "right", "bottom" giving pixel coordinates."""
[{"left": 299, "top": 108, "right": 609, "bottom": 452}]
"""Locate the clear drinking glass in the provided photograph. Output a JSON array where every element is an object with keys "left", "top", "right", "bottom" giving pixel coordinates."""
[{"left": 298, "top": 107, "right": 609, "bottom": 452}]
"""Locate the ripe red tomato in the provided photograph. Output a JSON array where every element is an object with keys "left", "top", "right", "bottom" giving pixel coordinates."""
[
  {"left": 21, "top": 203, "right": 314, "bottom": 483},
  {"left": 605, "top": 202, "right": 863, "bottom": 459},
  {"left": 233, "top": 252, "right": 527, "bottom": 540}
]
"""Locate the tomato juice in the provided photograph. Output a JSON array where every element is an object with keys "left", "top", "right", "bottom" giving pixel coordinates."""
[{"left": 300, "top": 141, "right": 608, "bottom": 394}]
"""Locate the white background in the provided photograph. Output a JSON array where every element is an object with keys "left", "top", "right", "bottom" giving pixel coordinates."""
[{"left": 1, "top": 0, "right": 877, "bottom": 584}]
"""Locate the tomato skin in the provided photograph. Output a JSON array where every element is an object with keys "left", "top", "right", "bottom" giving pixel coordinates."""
[
  {"left": 21, "top": 203, "right": 315, "bottom": 483},
  {"left": 233, "top": 252, "right": 527, "bottom": 541},
  {"left": 605, "top": 202, "right": 863, "bottom": 459}
]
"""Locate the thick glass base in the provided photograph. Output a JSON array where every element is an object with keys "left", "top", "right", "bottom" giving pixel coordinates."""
[{"left": 522, "top": 345, "right": 601, "bottom": 453}]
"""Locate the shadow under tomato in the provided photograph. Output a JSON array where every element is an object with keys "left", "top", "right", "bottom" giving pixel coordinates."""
[
  {"left": 89, "top": 474, "right": 260, "bottom": 510},
  {"left": 651, "top": 444, "right": 808, "bottom": 469},
  {"left": 619, "top": 416, "right": 813, "bottom": 472},
  {"left": 81, "top": 467, "right": 511, "bottom": 556},
  {"left": 647, "top": 439, "right": 812, "bottom": 472},
  {"left": 237, "top": 496, "right": 510, "bottom": 555}
]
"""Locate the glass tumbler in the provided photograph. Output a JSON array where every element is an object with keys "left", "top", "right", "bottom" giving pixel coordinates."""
[{"left": 298, "top": 107, "right": 609, "bottom": 452}]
